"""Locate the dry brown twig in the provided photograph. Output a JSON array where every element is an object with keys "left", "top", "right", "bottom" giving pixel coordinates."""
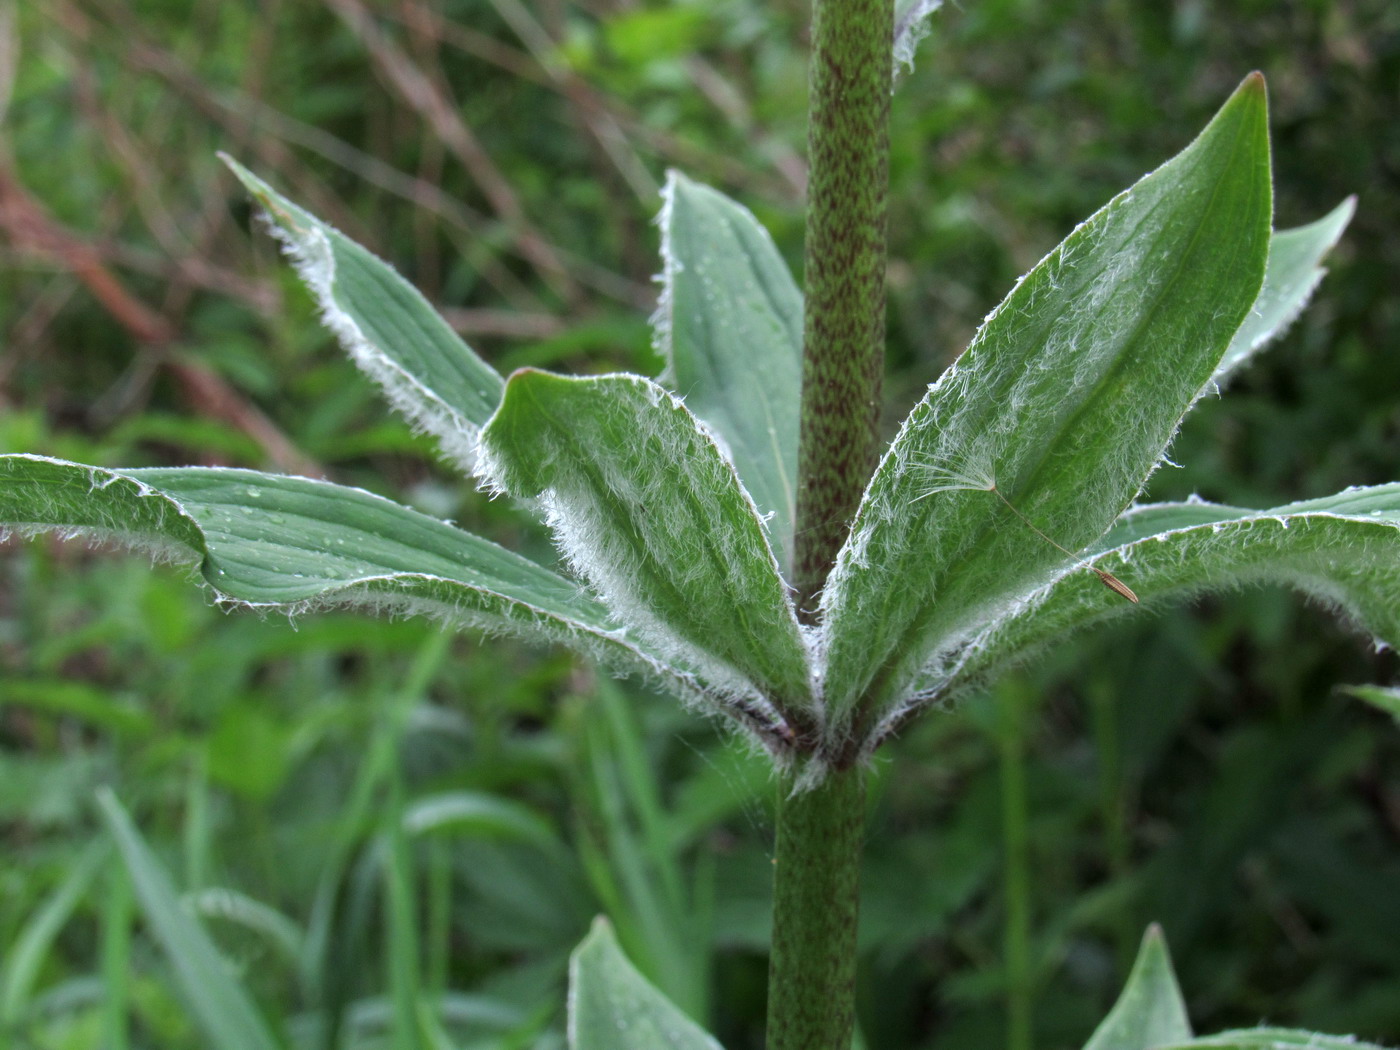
[
  {"left": 324, "top": 0, "right": 584, "bottom": 304},
  {"left": 0, "top": 164, "right": 321, "bottom": 477}
]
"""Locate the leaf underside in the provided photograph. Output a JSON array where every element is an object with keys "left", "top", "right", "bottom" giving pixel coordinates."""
[
  {"left": 1082, "top": 925, "right": 1191, "bottom": 1050},
  {"left": 222, "top": 156, "right": 503, "bottom": 470},
  {"left": 819, "top": 74, "right": 1273, "bottom": 748},
  {"left": 0, "top": 454, "right": 717, "bottom": 711},
  {"left": 1157, "top": 1031, "right": 1390, "bottom": 1050},
  {"left": 654, "top": 170, "right": 803, "bottom": 576},
  {"left": 568, "top": 918, "right": 725, "bottom": 1050},
  {"left": 1214, "top": 196, "right": 1356, "bottom": 382},
  {"left": 1080, "top": 926, "right": 1387, "bottom": 1050},
  {"left": 479, "top": 370, "right": 811, "bottom": 725},
  {"left": 943, "top": 485, "right": 1400, "bottom": 703},
  {"left": 1341, "top": 684, "right": 1400, "bottom": 722}
]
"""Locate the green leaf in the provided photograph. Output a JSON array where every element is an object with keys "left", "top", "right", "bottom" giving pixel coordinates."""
[
  {"left": 567, "top": 918, "right": 724, "bottom": 1050},
  {"left": 0, "top": 843, "right": 106, "bottom": 1024},
  {"left": 96, "top": 788, "right": 283, "bottom": 1050},
  {"left": 403, "top": 791, "right": 566, "bottom": 854},
  {"left": 1082, "top": 925, "right": 1191, "bottom": 1050},
  {"left": 221, "top": 155, "right": 503, "bottom": 469},
  {"left": 655, "top": 171, "right": 803, "bottom": 575},
  {"left": 0, "top": 678, "right": 154, "bottom": 737},
  {"left": 1159, "top": 1030, "right": 1390, "bottom": 1049},
  {"left": 206, "top": 703, "right": 293, "bottom": 801},
  {"left": 1215, "top": 196, "right": 1356, "bottom": 381},
  {"left": 819, "top": 74, "right": 1273, "bottom": 747},
  {"left": 1341, "top": 684, "right": 1400, "bottom": 721},
  {"left": 951, "top": 485, "right": 1400, "bottom": 696},
  {"left": 184, "top": 888, "right": 305, "bottom": 969},
  {"left": 480, "top": 370, "right": 812, "bottom": 731},
  {"left": 0, "top": 454, "right": 705, "bottom": 707}
]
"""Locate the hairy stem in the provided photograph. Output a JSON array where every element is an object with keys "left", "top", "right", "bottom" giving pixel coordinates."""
[
  {"left": 767, "top": 767, "right": 867, "bottom": 1050},
  {"left": 767, "top": 0, "right": 892, "bottom": 1043},
  {"left": 790, "top": 0, "right": 894, "bottom": 620}
]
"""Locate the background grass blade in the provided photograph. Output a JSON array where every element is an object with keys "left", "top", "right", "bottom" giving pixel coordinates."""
[
  {"left": 96, "top": 788, "right": 283, "bottom": 1050},
  {"left": 100, "top": 866, "right": 134, "bottom": 1050},
  {"left": 0, "top": 842, "right": 106, "bottom": 1027}
]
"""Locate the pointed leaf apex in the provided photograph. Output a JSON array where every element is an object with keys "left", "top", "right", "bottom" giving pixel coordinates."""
[
  {"left": 1082, "top": 924, "right": 1191, "bottom": 1050},
  {"left": 1214, "top": 70, "right": 1269, "bottom": 132}
]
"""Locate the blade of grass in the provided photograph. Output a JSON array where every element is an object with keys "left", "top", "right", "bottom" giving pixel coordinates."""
[
  {"left": 997, "top": 681, "right": 1034, "bottom": 1050},
  {"left": 183, "top": 751, "right": 211, "bottom": 891},
  {"left": 385, "top": 767, "right": 426, "bottom": 1050},
  {"left": 588, "top": 682, "right": 706, "bottom": 1020},
  {"left": 100, "top": 865, "right": 134, "bottom": 1050},
  {"left": 578, "top": 703, "right": 695, "bottom": 1017},
  {"left": 425, "top": 836, "right": 451, "bottom": 997},
  {"left": 302, "top": 629, "right": 450, "bottom": 1048},
  {"left": 0, "top": 842, "right": 106, "bottom": 1026},
  {"left": 97, "top": 788, "right": 283, "bottom": 1050}
]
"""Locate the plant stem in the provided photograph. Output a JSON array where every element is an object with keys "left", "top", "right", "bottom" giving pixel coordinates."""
[
  {"left": 791, "top": 0, "right": 895, "bottom": 618},
  {"left": 767, "top": 767, "right": 867, "bottom": 1050},
  {"left": 769, "top": 0, "right": 892, "bottom": 1041},
  {"left": 1087, "top": 678, "right": 1135, "bottom": 972}
]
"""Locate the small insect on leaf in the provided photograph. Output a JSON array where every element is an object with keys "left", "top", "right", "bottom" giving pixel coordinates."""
[{"left": 1093, "top": 567, "right": 1139, "bottom": 603}]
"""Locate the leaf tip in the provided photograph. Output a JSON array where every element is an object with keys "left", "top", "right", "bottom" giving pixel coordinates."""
[
  {"left": 216, "top": 152, "right": 258, "bottom": 192},
  {"left": 1223, "top": 69, "right": 1270, "bottom": 125}
]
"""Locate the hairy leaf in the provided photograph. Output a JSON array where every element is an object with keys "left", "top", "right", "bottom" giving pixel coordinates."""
[
  {"left": 223, "top": 156, "right": 503, "bottom": 470},
  {"left": 0, "top": 454, "right": 712, "bottom": 711},
  {"left": 1215, "top": 196, "right": 1356, "bottom": 382},
  {"left": 97, "top": 789, "right": 282, "bottom": 1050},
  {"left": 1083, "top": 925, "right": 1191, "bottom": 1050},
  {"left": 654, "top": 170, "right": 803, "bottom": 575},
  {"left": 480, "top": 370, "right": 812, "bottom": 726},
  {"left": 893, "top": 0, "right": 943, "bottom": 77},
  {"left": 944, "top": 485, "right": 1400, "bottom": 702},
  {"left": 568, "top": 918, "right": 724, "bottom": 1050},
  {"left": 819, "top": 75, "right": 1272, "bottom": 746},
  {"left": 1341, "top": 684, "right": 1400, "bottom": 722},
  {"left": 1159, "top": 1031, "right": 1390, "bottom": 1050}
]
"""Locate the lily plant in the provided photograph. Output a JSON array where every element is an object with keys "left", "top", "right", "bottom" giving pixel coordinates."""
[{"left": 1, "top": 1, "right": 1394, "bottom": 1047}]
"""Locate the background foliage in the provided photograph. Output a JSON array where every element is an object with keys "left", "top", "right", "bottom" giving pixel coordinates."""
[{"left": 1, "top": 1, "right": 1398, "bottom": 1048}]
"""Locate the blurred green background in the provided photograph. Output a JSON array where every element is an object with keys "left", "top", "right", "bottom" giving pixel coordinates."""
[{"left": 2, "top": 1, "right": 1398, "bottom": 1048}]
